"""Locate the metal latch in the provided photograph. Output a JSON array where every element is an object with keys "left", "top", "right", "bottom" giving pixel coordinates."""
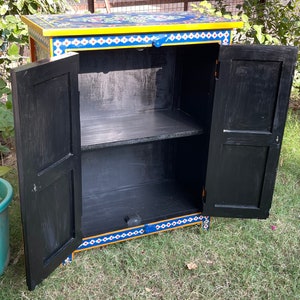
[{"left": 152, "top": 35, "right": 169, "bottom": 48}]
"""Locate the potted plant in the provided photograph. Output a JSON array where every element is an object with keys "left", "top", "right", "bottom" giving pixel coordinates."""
[{"left": 0, "top": 170, "right": 13, "bottom": 275}]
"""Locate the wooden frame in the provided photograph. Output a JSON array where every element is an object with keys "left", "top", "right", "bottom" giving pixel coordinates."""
[{"left": 87, "top": 0, "right": 194, "bottom": 13}]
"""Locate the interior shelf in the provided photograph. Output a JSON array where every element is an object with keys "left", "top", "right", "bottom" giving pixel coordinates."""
[
  {"left": 81, "top": 180, "right": 201, "bottom": 237},
  {"left": 80, "top": 110, "right": 203, "bottom": 150}
]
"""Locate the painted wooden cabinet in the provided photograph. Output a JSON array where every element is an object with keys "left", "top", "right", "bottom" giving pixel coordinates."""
[{"left": 11, "top": 12, "right": 297, "bottom": 290}]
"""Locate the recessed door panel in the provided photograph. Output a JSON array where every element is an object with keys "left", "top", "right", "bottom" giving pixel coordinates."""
[{"left": 223, "top": 60, "right": 281, "bottom": 132}]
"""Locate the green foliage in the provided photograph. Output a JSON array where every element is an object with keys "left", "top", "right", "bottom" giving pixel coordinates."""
[
  {"left": 0, "top": 0, "right": 72, "bottom": 91},
  {"left": 236, "top": 0, "right": 300, "bottom": 46},
  {"left": 0, "top": 99, "right": 14, "bottom": 159},
  {"left": 192, "top": 1, "right": 233, "bottom": 19},
  {"left": 0, "top": 14, "right": 28, "bottom": 102},
  {"left": 0, "top": 0, "right": 72, "bottom": 16},
  {"left": 193, "top": 0, "right": 300, "bottom": 100},
  {"left": 235, "top": 0, "right": 300, "bottom": 100},
  {"left": 0, "top": 0, "right": 72, "bottom": 159},
  {"left": 0, "top": 165, "right": 11, "bottom": 176},
  {"left": 0, "top": 102, "right": 14, "bottom": 141},
  {"left": 292, "top": 70, "right": 300, "bottom": 100}
]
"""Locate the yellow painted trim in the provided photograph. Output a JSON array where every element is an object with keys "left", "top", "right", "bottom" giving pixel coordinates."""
[
  {"left": 21, "top": 15, "right": 243, "bottom": 37},
  {"left": 49, "top": 38, "right": 54, "bottom": 57},
  {"left": 21, "top": 16, "right": 45, "bottom": 36}
]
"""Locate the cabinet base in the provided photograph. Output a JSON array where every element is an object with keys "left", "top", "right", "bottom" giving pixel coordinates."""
[{"left": 63, "top": 213, "right": 210, "bottom": 264}]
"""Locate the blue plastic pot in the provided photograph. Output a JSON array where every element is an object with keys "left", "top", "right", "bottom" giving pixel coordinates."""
[{"left": 0, "top": 178, "right": 13, "bottom": 275}]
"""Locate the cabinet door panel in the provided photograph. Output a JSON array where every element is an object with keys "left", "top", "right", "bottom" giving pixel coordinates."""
[
  {"left": 204, "top": 45, "right": 297, "bottom": 218},
  {"left": 11, "top": 53, "right": 82, "bottom": 290}
]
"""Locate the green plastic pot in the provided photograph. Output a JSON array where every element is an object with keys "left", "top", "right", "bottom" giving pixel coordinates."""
[{"left": 0, "top": 178, "right": 13, "bottom": 275}]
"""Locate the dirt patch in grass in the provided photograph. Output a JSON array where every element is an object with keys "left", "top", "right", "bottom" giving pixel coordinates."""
[{"left": 290, "top": 99, "right": 300, "bottom": 110}]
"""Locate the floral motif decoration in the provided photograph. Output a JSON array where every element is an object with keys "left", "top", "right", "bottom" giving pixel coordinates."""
[
  {"left": 52, "top": 30, "right": 231, "bottom": 56},
  {"left": 30, "top": 12, "right": 233, "bottom": 29},
  {"left": 62, "top": 213, "right": 210, "bottom": 264}
]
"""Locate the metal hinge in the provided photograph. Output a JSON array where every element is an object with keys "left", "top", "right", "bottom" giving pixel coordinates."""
[
  {"left": 202, "top": 186, "right": 207, "bottom": 203},
  {"left": 214, "top": 60, "right": 220, "bottom": 79}
]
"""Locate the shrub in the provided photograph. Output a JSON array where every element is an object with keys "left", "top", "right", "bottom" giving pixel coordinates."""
[
  {"left": 193, "top": 0, "right": 300, "bottom": 100},
  {"left": 0, "top": 0, "right": 72, "bottom": 161}
]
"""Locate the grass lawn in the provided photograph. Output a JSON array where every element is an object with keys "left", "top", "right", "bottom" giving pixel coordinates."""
[{"left": 0, "top": 110, "right": 299, "bottom": 300}]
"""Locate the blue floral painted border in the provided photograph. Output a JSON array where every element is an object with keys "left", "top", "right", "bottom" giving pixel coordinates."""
[
  {"left": 62, "top": 213, "right": 210, "bottom": 264},
  {"left": 52, "top": 30, "right": 230, "bottom": 55}
]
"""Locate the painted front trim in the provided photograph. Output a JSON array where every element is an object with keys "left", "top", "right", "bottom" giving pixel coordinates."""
[
  {"left": 63, "top": 213, "right": 210, "bottom": 263},
  {"left": 52, "top": 30, "right": 231, "bottom": 56},
  {"left": 21, "top": 12, "right": 243, "bottom": 37}
]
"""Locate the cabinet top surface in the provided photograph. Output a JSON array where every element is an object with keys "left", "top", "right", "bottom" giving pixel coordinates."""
[{"left": 22, "top": 12, "right": 243, "bottom": 36}]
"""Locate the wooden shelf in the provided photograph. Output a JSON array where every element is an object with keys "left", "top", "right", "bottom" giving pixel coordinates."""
[
  {"left": 81, "top": 180, "right": 201, "bottom": 237},
  {"left": 81, "top": 110, "right": 203, "bottom": 150}
]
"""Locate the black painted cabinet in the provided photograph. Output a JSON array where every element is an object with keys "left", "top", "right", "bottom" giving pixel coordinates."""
[{"left": 12, "top": 43, "right": 297, "bottom": 290}]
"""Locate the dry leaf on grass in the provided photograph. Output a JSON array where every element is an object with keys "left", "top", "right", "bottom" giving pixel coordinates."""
[{"left": 186, "top": 262, "right": 198, "bottom": 270}]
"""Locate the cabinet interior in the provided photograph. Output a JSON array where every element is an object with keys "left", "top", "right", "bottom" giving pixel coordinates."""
[{"left": 78, "top": 43, "right": 219, "bottom": 236}]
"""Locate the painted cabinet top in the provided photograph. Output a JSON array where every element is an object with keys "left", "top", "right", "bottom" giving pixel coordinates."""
[{"left": 21, "top": 12, "right": 243, "bottom": 36}]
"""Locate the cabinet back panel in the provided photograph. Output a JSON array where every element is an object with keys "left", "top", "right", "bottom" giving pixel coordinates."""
[
  {"left": 177, "top": 43, "right": 219, "bottom": 126},
  {"left": 79, "top": 48, "right": 176, "bottom": 118},
  {"left": 174, "top": 44, "right": 219, "bottom": 190},
  {"left": 81, "top": 138, "right": 204, "bottom": 236},
  {"left": 82, "top": 141, "right": 175, "bottom": 195},
  {"left": 82, "top": 180, "right": 201, "bottom": 236},
  {"left": 176, "top": 136, "right": 207, "bottom": 193}
]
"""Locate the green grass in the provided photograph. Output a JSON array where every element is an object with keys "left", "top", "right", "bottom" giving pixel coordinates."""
[{"left": 0, "top": 110, "right": 299, "bottom": 300}]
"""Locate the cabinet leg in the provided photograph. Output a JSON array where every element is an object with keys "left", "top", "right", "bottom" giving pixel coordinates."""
[
  {"left": 202, "top": 216, "right": 210, "bottom": 230},
  {"left": 61, "top": 253, "right": 73, "bottom": 266}
]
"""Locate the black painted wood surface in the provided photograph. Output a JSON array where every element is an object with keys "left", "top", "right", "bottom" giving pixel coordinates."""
[
  {"left": 81, "top": 138, "right": 203, "bottom": 236},
  {"left": 82, "top": 180, "right": 201, "bottom": 236},
  {"left": 81, "top": 110, "right": 203, "bottom": 150},
  {"left": 78, "top": 48, "right": 176, "bottom": 117},
  {"left": 204, "top": 45, "right": 298, "bottom": 218},
  {"left": 11, "top": 53, "right": 82, "bottom": 290}
]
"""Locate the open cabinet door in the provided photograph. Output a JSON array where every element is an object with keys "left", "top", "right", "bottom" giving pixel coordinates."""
[
  {"left": 11, "top": 53, "right": 82, "bottom": 290},
  {"left": 204, "top": 45, "right": 297, "bottom": 218}
]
